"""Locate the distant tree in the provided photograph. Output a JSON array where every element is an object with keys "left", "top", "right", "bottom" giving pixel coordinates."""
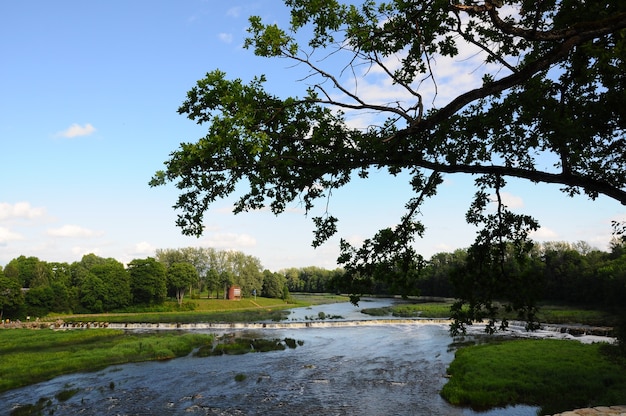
[
  {"left": 3, "top": 256, "right": 50, "bottom": 288},
  {"left": 261, "top": 270, "right": 286, "bottom": 299},
  {"left": 218, "top": 270, "right": 233, "bottom": 300},
  {"left": 205, "top": 268, "right": 223, "bottom": 298},
  {"left": 24, "top": 285, "right": 54, "bottom": 318},
  {"left": 282, "top": 268, "right": 301, "bottom": 292},
  {"left": 282, "top": 284, "right": 290, "bottom": 301},
  {"left": 79, "top": 274, "right": 106, "bottom": 313},
  {"left": 76, "top": 256, "right": 131, "bottom": 313},
  {"left": 48, "top": 262, "right": 72, "bottom": 288},
  {"left": 228, "top": 251, "right": 263, "bottom": 297},
  {"left": 0, "top": 275, "right": 23, "bottom": 321},
  {"left": 167, "top": 262, "right": 198, "bottom": 306},
  {"left": 151, "top": 1, "right": 626, "bottom": 332},
  {"left": 70, "top": 253, "right": 109, "bottom": 287},
  {"left": 49, "top": 281, "right": 73, "bottom": 314},
  {"left": 127, "top": 257, "right": 167, "bottom": 305},
  {"left": 92, "top": 261, "right": 131, "bottom": 311},
  {"left": 418, "top": 250, "right": 464, "bottom": 297}
]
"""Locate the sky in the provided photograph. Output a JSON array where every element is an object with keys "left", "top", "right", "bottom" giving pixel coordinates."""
[{"left": 1, "top": 1, "right": 624, "bottom": 272}]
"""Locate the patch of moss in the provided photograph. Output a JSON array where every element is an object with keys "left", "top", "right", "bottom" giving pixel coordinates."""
[{"left": 55, "top": 387, "right": 80, "bottom": 402}]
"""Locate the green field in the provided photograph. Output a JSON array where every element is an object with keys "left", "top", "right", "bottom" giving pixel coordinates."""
[
  {"left": 44, "top": 294, "right": 349, "bottom": 325},
  {"left": 441, "top": 338, "right": 626, "bottom": 415},
  {"left": 0, "top": 329, "right": 214, "bottom": 393},
  {"left": 362, "top": 299, "right": 620, "bottom": 327}
]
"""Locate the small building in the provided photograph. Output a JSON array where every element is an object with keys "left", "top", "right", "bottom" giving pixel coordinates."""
[{"left": 227, "top": 285, "right": 242, "bottom": 300}]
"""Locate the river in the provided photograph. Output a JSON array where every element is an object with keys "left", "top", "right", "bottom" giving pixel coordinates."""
[{"left": 3, "top": 298, "right": 600, "bottom": 415}]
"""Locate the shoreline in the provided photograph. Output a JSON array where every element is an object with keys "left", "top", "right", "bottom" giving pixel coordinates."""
[{"left": 2, "top": 317, "right": 616, "bottom": 344}]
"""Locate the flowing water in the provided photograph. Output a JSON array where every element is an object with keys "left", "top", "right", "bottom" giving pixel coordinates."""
[{"left": 0, "top": 299, "right": 564, "bottom": 415}]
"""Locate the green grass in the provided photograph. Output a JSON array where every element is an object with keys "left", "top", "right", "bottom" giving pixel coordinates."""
[
  {"left": 441, "top": 339, "right": 626, "bottom": 415},
  {"left": 361, "top": 301, "right": 462, "bottom": 319},
  {"left": 46, "top": 297, "right": 297, "bottom": 324},
  {"left": 45, "top": 295, "right": 354, "bottom": 325},
  {"left": 0, "top": 294, "right": 338, "bottom": 394},
  {"left": 536, "top": 305, "right": 618, "bottom": 326},
  {"left": 289, "top": 293, "right": 349, "bottom": 305},
  {"left": 361, "top": 299, "right": 619, "bottom": 327},
  {"left": 0, "top": 329, "right": 214, "bottom": 393},
  {"left": 392, "top": 302, "right": 454, "bottom": 318}
]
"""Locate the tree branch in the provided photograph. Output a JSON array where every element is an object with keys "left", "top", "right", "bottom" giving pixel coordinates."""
[
  {"left": 418, "top": 16, "right": 626, "bottom": 132},
  {"left": 412, "top": 161, "right": 626, "bottom": 205}
]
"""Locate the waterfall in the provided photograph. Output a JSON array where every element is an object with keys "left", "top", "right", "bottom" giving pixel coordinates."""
[{"left": 103, "top": 318, "right": 454, "bottom": 331}]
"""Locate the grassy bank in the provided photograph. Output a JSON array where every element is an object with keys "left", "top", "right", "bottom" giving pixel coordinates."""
[
  {"left": 0, "top": 329, "right": 214, "bottom": 393},
  {"left": 0, "top": 294, "right": 343, "bottom": 394},
  {"left": 44, "top": 294, "right": 349, "bottom": 325},
  {"left": 441, "top": 338, "right": 626, "bottom": 415},
  {"left": 361, "top": 301, "right": 452, "bottom": 318},
  {"left": 362, "top": 299, "right": 619, "bottom": 327}
]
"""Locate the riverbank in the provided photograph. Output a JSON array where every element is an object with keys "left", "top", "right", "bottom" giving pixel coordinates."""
[
  {"left": 550, "top": 406, "right": 626, "bottom": 416},
  {"left": 0, "top": 329, "right": 215, "bottom": 393},
  {"left": 442, "top": 338, "right": 626, "bottom": 415},
  {"left": 2, "top": 297, "right": 623, "bottom": 415}
]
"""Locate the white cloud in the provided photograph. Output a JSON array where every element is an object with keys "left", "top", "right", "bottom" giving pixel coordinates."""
[
  {"left": 490, "top": 192, "right": 524, "bottom": 209},
  {"left": 218, "top": 32, "right": 233, "bottom": 44},
  {"left": 344, "top": 234, "right": 365, "bottom": 248},
  {"left": 201, "top": 233, "right": 257, "bottom": 249},
  {"left": 0, "top": 227, "right": 23, "bottom": 244},
  {"left": 0, "top": 202, "right": 46, "bottom": 221},
  {"left": 531, "top": 227, "right": 558, "bottom": 240},
  {"left": 47, "top": 225, "right": 103, "bottom": 238},
  {"left": 55, "top": 123, "right": 96, "bottom": 138},
  {"left": 133, "top": 241, "right": 155, "bottom": 255},
  {"left": 71, "top": 246, "right": 101, "bottom": 257},
  {"left": 432, "top": 242, "right": 454, "bottom": 253}
]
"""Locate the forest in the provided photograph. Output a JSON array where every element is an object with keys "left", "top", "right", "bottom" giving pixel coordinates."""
[
  {"left": 1, "top": 240, "right": 624, "bottom": 325},
  {"left": 0, "top": 247, "right": 341, "bottom": 320}
]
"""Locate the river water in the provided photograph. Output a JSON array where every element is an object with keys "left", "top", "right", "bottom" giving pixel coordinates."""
[{"left": 1, "top": 299, "right": 564, "bottom": 415}]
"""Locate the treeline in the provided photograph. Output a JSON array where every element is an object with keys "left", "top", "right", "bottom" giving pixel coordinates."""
[
  {"left": 416, "top": 240, "right": 626, "bottom": 313},
  {"left": 2, "top": 240, "right": 625, "bottom": 321},
  {"left": 280, "top": 266, "right": 345, "bottom": 293},
  {"left": 0, "top": 246, "right": 350, "bottom": 321},
  {"left": 0, "top": 248, "right": 282, "bottom": 320}
]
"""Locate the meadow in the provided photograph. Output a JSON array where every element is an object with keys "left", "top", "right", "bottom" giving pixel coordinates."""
[
  {"left": 0, "top": 329, "right": 214, "bottom": 393},
  {"left": 441, "top": 338, "right": 626, "bottom": 415}
]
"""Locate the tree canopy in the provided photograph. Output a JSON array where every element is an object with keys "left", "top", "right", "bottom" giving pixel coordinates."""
[
  {"left": 127, "top": 257, "right": 168, "bottom": 305},
  {"left": 167, "top": 262, "right": 199, "bottom": 306},
  {"left": 152, "top": 1, "right": 626, "bottom": 332}
]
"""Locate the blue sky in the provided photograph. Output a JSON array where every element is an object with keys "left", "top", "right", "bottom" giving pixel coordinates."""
[{"left": 1, "top": 1, "right": 624, "bottom": 271}]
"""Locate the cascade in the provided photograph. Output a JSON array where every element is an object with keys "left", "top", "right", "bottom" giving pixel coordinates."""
[{"left": 104, "top": 318, "right": 454, "bottom": 331}]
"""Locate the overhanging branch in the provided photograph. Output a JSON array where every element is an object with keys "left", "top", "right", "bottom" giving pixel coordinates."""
[
  {"left": 417, "top": 11, "right": 626, "bottom": 131},
  {"left": 413, "top": 161, "right": 626, "bottom": 205}
]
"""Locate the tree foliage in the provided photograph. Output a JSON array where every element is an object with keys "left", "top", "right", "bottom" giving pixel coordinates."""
[
  {"left": 155, "top": 247, "right": 263, "bottom": 298},
  {"left": 261, "top": 269, "right": 287, "bottom": 299},
  {"left": 127, "top": 257, "right": 167, "bottom": 305},
  {"left": 152, "top": 0, "right": 626, "bottom": 331},
  {"left": 0, "top": 274, "right": 23, "bottom": 321},
  {"left": 79, "top": 258, "right": 131, "bottom": 313},
  {"left": 4, "top": 256, "right": 51, "bottom": 288},
  {"left": 167, "top": 262, "right": 199, "bottom": 306}
]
